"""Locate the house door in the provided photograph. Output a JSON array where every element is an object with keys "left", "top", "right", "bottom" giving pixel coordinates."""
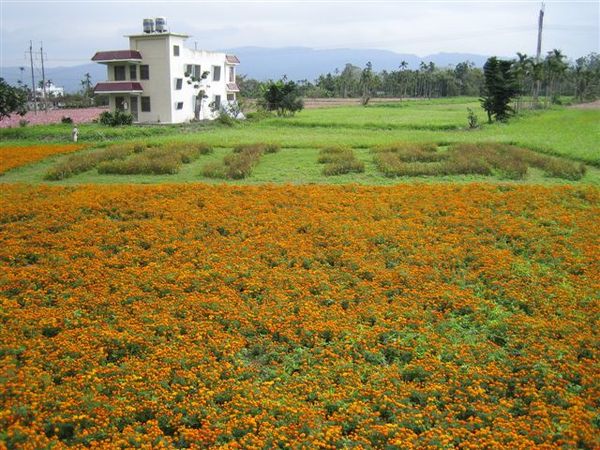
[
  {"left": 115, "top": 96, "right": 125, "bottom": 111},
  {"left": 130, "top": 96, "right": 138, "bottom": 121}
]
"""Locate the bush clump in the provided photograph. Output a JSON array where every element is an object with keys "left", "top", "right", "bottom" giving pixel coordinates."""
[
  {"left": 98, "top": 145, "right": 206, "bottom": 175},
  {"left": 99, "top": 110, "right": 133, "bottom": 126},
  {"left": 318, "top": 147, "right": 365, "bottom": 176},
  {"left": 232, "top": 143, "right": 280, "bottom": 154},
  {"left": 45, "top": 145, "right": 133, "bottom": 180},
  {"left": 202, "top": 143, "right": 273, "bottom": 180},
  {"left": 372, "top": 142, "right": 445, "bottom": 163},
  {"left": 97, "top": 149, "right": 181, "bottom": 175},
  {"left": 373, "top": 142, "right": 585, "bottom": 180}
]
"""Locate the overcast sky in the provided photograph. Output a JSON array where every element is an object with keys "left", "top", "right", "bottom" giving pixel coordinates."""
[{"left": 1, "top": 0, "right": 598, "bottom": 68}]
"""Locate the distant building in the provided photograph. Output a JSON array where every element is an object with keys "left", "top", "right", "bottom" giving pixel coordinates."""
[
  {"left": 92, "top": 17, "right": 240, "bottom": 123},
  {"left": 35, "top": 81, "right": 65, "bottom": 98}
]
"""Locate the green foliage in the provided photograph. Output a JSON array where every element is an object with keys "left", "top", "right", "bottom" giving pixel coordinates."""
[
  {"left": 467, "top": 107, "right": 479, "bottom": 129},
  {"left": 97, "top": 145, "right": 205, "bottom": 175},
  {"left": 260, "top": 79, "right": 304, "bottom": 117},
  {"left": 99, "top": 110, "right": 133, "bottom": 126},
  {"left": 202, "top": 143, "right": 275, "bottom": 179},
  {"left": 0, "top": 77, "right": 27, "bottom": 120},
  {"left": 318, "top": 146, "right": 365, "bottom": 176},
  {"left": 45, "top": 145, "right": 134, "bottom": 180},
  {"left": 373, "top": 142, "right": 586, "bottom": 180},
  {"left": 480, "top": 57, "right": 519, "bottom": 123}
]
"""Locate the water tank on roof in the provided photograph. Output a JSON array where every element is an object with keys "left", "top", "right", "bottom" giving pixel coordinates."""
[
  {"left": 143, "top": 18, "right": 154, "bottom": 33},
  {"left": 155, "top": 17, "right": 167, "bottom": 32}
]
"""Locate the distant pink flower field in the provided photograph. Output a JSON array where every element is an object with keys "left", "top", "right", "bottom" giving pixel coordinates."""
[{"left": 0, "top": 108, "right": 108, "bottom": 128}]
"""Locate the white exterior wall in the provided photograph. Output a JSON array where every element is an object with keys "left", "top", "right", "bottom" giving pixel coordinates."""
[
  {"left": 173, "top": 45, "right": 233, "bottom": 122},
  {"left": 129, "top": 34, "right": 173, "bottom": 123},
  {"left": 120, "top": 33, "right": 237, "bottom": 124}
]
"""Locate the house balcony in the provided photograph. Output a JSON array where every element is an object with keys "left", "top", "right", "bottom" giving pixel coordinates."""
[
  {"left": 226, "top": 83, "right": 240, "bottom": 92},
  {"left": 94, "top": 82, "right": 143, "bottom": 95},
  {"left": 225, "top": 55, "right": 240, "bottom": 65},
  {"left": 91, "top": 50, "right": 143, "bottom": 64}
]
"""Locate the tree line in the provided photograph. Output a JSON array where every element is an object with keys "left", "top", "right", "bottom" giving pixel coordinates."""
[{"left": 238, "top": 51, "right": 600, "bottom": 105}]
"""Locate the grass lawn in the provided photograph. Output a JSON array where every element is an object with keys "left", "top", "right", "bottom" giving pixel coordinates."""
[{"left": 1, "top": 98, "right": 598, "bottom": 184}]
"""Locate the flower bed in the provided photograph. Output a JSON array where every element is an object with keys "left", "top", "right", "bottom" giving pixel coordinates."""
[
  {"left": 0, "top": 184, "right": 598, "bottom": 448},
  {"left": 0, "top": 144, "right": 85, "bottom": 174}
]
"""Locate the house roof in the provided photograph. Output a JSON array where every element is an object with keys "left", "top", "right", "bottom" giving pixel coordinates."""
[
  {"left": 226, "top": 83, "right": 240, "bottom": 92},
  {"left": 94, "top": 82, "right": 144, "bottom": 94},
  {"left": 91, "top": 50, "right": 143, "bottom": 62},
  {"left": 226, "top": 55, "right": 240, "bottom": 64}
]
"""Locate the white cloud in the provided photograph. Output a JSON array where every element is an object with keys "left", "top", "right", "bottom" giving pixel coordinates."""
[{"left": 1, "top": 1, "right": 597, "bottom": 67}]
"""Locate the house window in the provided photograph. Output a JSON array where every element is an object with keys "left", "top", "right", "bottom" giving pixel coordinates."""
[
  {"left": 185, "top": 64, "right": 192, "bottom": 76},
  {"left": 114, "top": 65, "right": 126, "bottom": 81},
  {"left": 175, "top": 78, "right": 183, "bottom": 90},
  {"left": 212, "top": 66, "right": 221, "bottom": 81},
  {"left": 173, "top": 45, "right": 180, "bottom": 56},
  {"left": 227, "top": 93, "right": 235, "bottom": 101},
  {"left": 193, "top": 65, "right": 201, "bottom": 79},
  {"left": 140, "top": 65, "right": 149, "bottom": 80},
  {"left": 130, "top": 65, "right": 137, "bottom": 80},
  {"left": 141, "top": 96, "right": 151, "bottom": 112},
  {"left": 214, "top": 95, "right": 221, "bottom": 109},
  {"left": 176, "top": 102, "right": 184, "bottom": 110},
  {"left": 228, "top": 66, "right": 234, "bottom": 82}
]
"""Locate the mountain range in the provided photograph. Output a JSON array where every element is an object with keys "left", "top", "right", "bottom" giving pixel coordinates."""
[{"left": 0, "top": 47, "right": 491, "bottom": 93}]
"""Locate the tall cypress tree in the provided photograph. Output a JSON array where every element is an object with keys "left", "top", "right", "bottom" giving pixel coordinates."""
[{"left": 480, "top": 57, "right": 519, "bottom": 123}]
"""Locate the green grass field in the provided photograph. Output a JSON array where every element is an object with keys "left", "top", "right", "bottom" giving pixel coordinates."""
[{"left": 1, "top": 98, "right": 599, "bottom": 185}]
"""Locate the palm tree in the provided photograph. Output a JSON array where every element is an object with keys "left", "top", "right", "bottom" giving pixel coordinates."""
[
  {"left": 544, "top": 49, "right": 567, "bottom": 105},
  {"left": 514, "top": 52, "right": 531, "bottom": 112}
]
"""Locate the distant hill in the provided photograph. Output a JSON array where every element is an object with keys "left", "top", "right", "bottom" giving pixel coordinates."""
[
  {"left": 1, "top": 47, "right": 491, "bottom": 93},
  {"left": 222, "top": 47, "right": 491, "bottom": 81}
]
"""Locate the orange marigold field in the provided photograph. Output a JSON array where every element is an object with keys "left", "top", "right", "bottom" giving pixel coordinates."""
[
  {"left": 0, "top": 144, "right": 85, "bottom": 174},
  {"left": 0, "top": 184, "right": 598, "bottom": 449}
]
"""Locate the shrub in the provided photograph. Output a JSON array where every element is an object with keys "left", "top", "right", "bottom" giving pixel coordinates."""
[
  {"left": 372, "top": 142, "right": 583, "bottom": 180},
  {"left": 196, "top": 143, "right": 214, "bottom": 155},
  {"left": 467, "top": 108, "right": 479, "bottom": 129},
  {"left": 203, "top": 143, "right": 269, "bottom": 180},
  {"left": 98, "top": 148, "right": 182, "bottom": 175},
  {"left": 61, "top": 116, "right": 73, "bottom": 124},
  {"left": 245, "top": 110, "right": 272, "bottom": 121},
  {"left": 216, "top": 111, "right": 236, "bottom": 127},
  {"left": 318, "top": 147, "right": 364, "bottom": 176},
  {"left": 536, "top": 157, "right": 586, "bottom": 180},
  {"left": 19, "top": 119, "right": 29, "bottom": 127},
  {"left": 133, "top": 143, "right": 145, "bottom": 153},
  {"left": 99, "top": 110, "right": 133, "bottom": 126},
  {"left": 322, "top": 159, "right": 365, "bottom": 176},
  {"left": 45, "top": 145, "right": 133, "bottom": 180},
  {"left": 201, "top": 161, "right": 227, "bottom": 179},
  {"left": 232, "top": 143, "right": 279, "bottom": 155},
  {"left": 264, "top": 143, "right": 281, "bottom": 154}
]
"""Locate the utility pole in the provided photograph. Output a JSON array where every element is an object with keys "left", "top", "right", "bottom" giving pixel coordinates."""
[
  {"left": 536, "top": 2, "right": 545, "bottom": 62},
  {"left": 40, "top": 42, "right": 47, "bottom": 112},
  {"left": 29, "top": 41, "right": 37, "bottom": 113},
  {"left": 533, "top": 2, "right": 545, "bottom": 105}
]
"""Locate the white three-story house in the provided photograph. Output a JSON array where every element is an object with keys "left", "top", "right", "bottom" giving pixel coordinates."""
[{"left": 92, "top": 18, "right": 240, "bottom": 123}]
